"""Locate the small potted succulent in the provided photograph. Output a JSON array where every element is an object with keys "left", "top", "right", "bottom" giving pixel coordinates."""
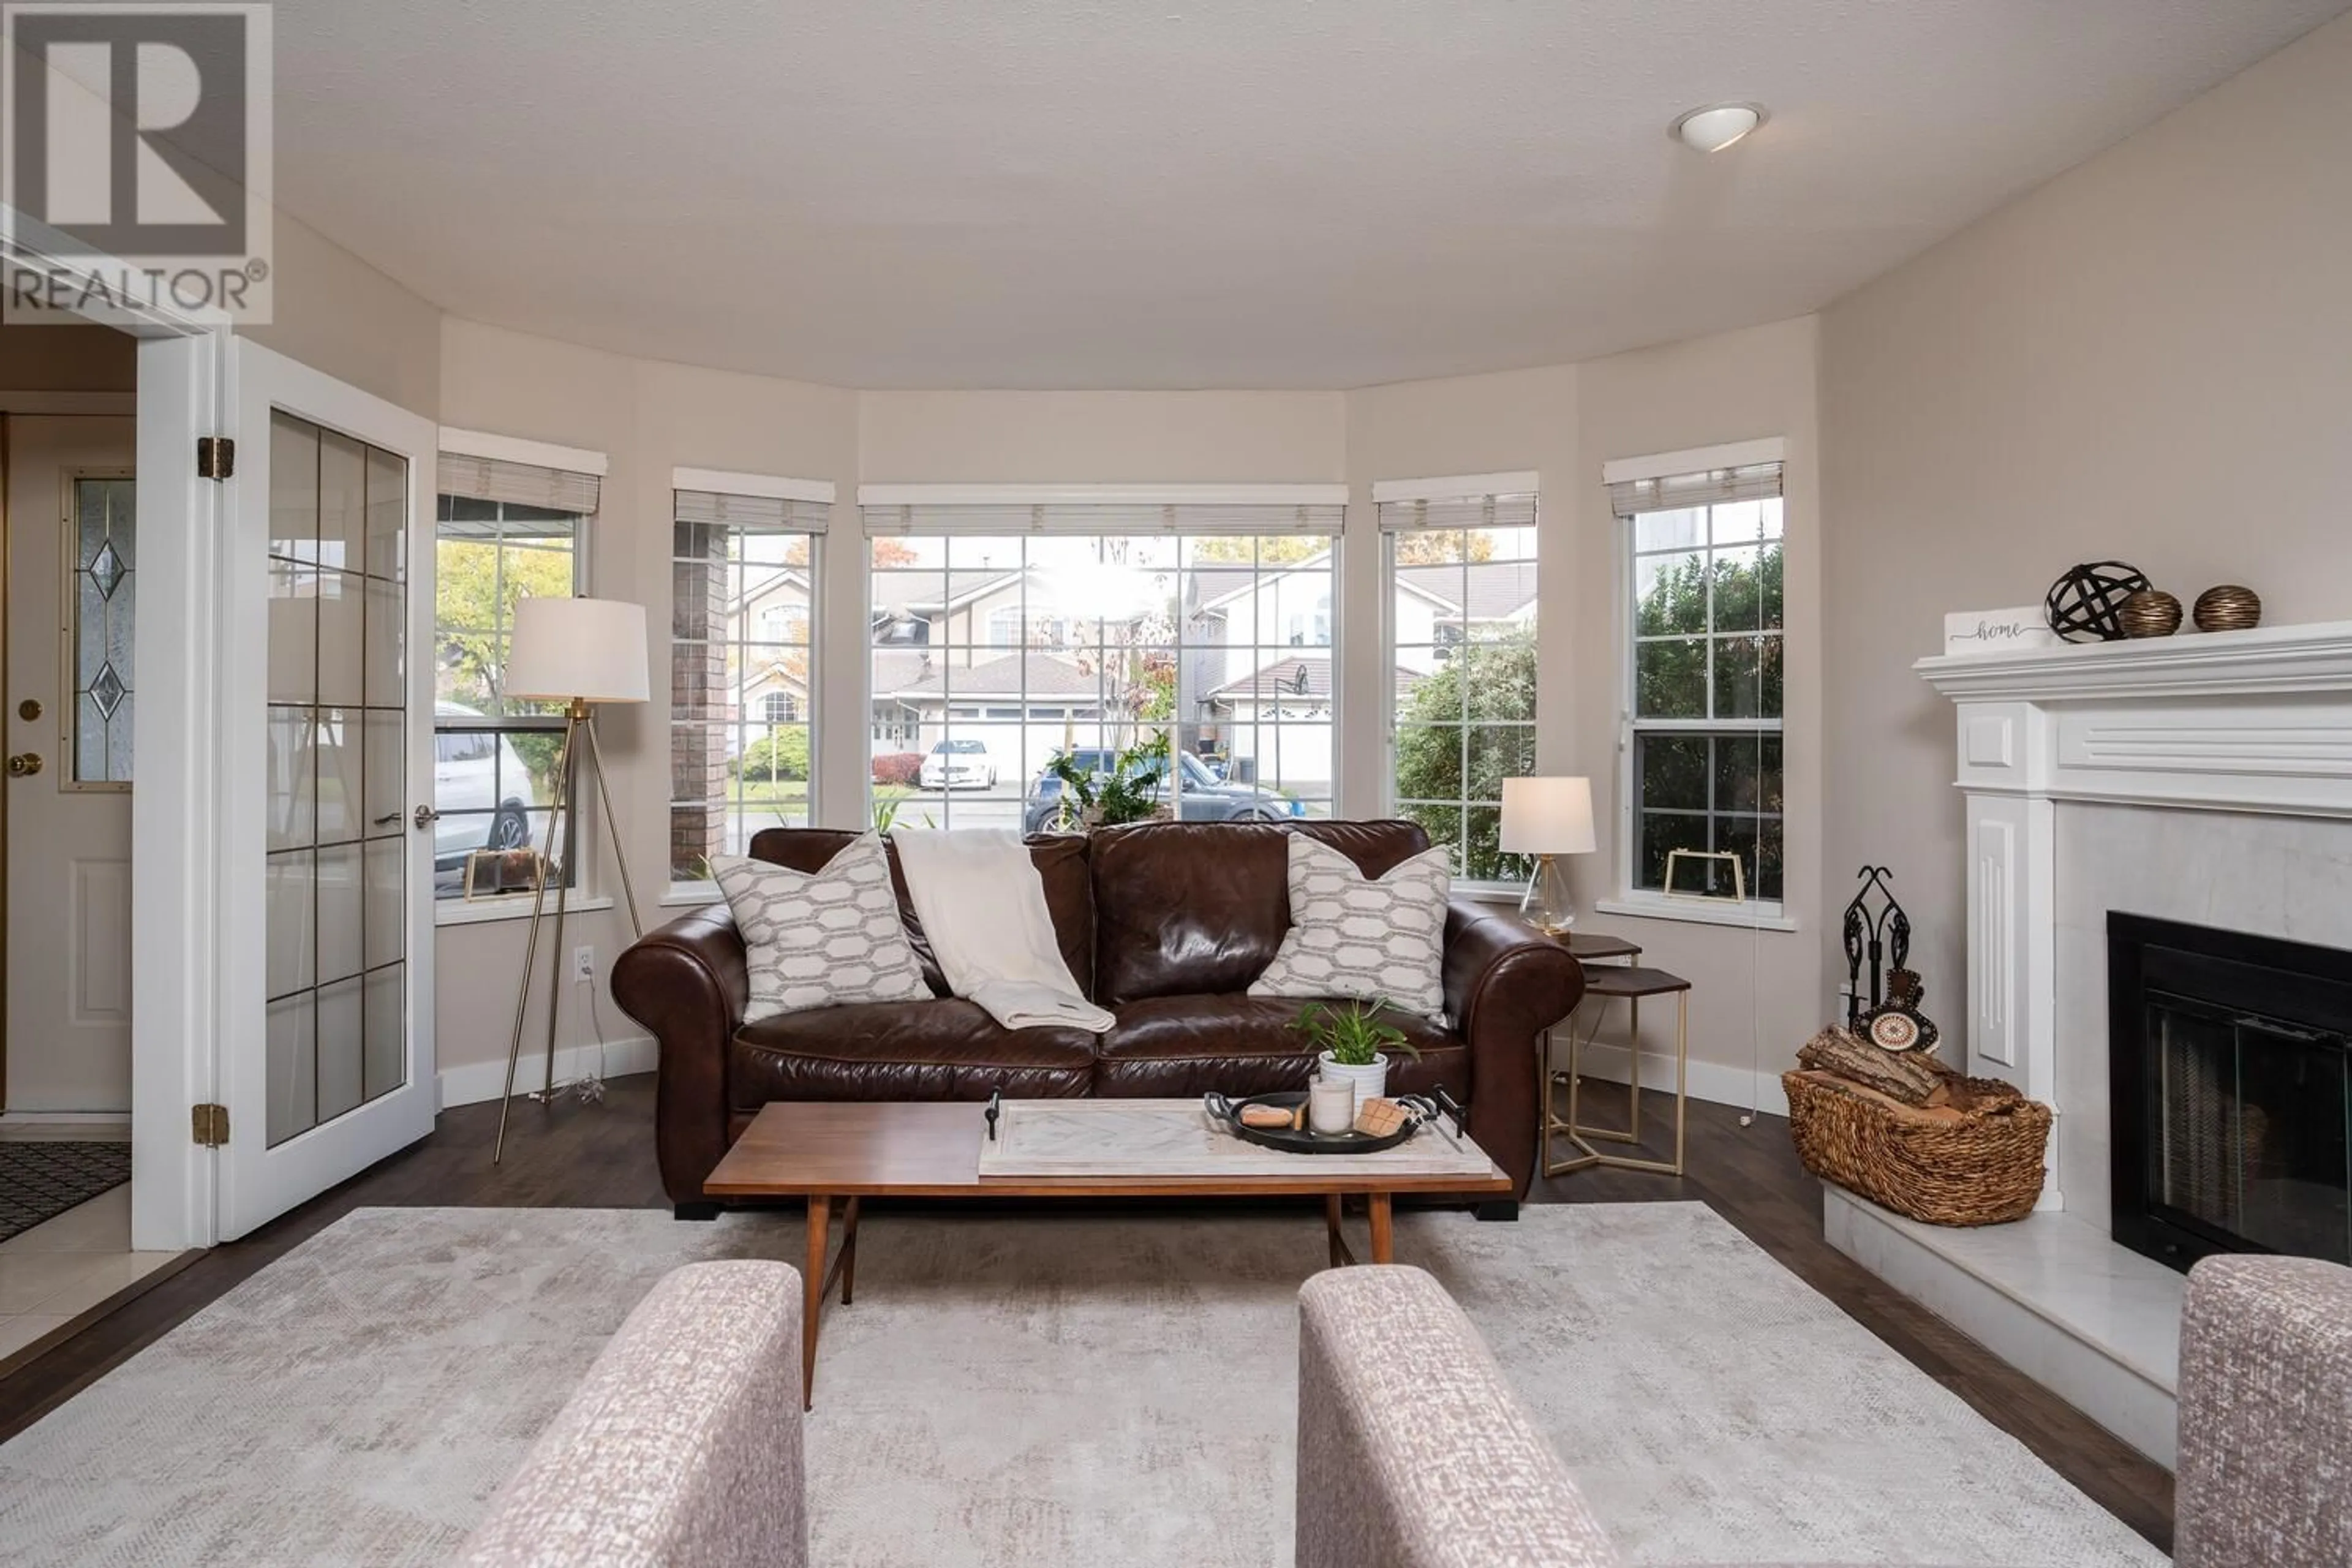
[{"left": 1292, "top": 998, "right": 1419, "bottom": 1112}]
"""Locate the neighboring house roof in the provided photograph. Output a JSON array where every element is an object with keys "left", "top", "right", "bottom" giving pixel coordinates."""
[
  {"left": 879, "top": 651, "right": 1102, "bottom": 702},
  {"left": 730, "top": 566, "right": 812, "bottom": 619},
  {"left": 1189, "top": 549, "right": 1335, "bottom": 614},
  {"left": 1208, "top": 657, "right": 1416, "bottom": 703},
  {"left": 740, "top": 660, "right": 810, "bottom": 696},
  {"left": 1392, "top": 559, "right": 1538, "bottom": 622},
  {"left": 869, "top": 649, "right": 933, "bottom": 699},
  {"left": 870, "top": 567, "right": 1028, "bottom": 616}
]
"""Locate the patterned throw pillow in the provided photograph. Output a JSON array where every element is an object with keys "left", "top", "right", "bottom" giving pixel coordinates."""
[
  {"left": 711, "top": 835, "right": 930, "bottom": 1023},
  {"left": 1248, "top": 835, "right": 1452, "bottom": 1019}
]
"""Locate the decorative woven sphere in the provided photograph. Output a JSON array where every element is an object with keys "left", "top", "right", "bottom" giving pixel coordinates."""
[
  {"left": 2192, "top": 584, "right": 2261, "bottom": 633},
  {"left": 2045, "top": 561, "right": 2153, "bottom": 643},
  {"left": 2119, "top": 589, "right": 2183, "bottom": 638}
]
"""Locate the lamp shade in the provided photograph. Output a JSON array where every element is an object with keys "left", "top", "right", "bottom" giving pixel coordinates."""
[
  {"left": 505, "top": 597, "right": 650, "bottom": 704},
  {"left": 1499, "top": 776, "right": 1596, "bottom": 856}
]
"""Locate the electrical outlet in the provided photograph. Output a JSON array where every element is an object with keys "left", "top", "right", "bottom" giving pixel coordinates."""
[{"left": 573, "top": 945, "right": 595, "bottom": 984}]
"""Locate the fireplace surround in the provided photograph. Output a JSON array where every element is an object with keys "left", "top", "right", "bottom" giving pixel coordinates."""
[
  {"left": 1819, "top": 619, "right": 2352, "bottom": 1468},
  {"left": 2108, "top": 912, "right": 2352, "bottom": 1272}
]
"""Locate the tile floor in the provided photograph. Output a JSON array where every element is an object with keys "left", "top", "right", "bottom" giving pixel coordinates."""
[{"left": 0, "top": 1122, "right": 179, "bottom": 1362}]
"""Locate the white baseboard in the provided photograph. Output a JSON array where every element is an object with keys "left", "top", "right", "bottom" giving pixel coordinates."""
[
  {"left": 1547, "top": 1038, "right": 1790, "bottom": 1121},
  {"left": 436, "top": 1035, "right": 658, "bottom": 1110},
  {"left": 0, "top": 1109, "right": 132, "bottom": 1123}
]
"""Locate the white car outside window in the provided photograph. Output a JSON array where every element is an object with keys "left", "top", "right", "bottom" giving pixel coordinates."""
[
  {"left": 434, "top": 701, "right": 540, "bottom": 876},
  {"left": 918, "top": 738, "right": 997, "bottom": 791}
]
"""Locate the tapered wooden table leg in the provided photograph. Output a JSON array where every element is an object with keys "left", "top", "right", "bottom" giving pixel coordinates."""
[
  {"left": 1367, "top": 1193, "right": 1394, "bottom": 1264},
  {"left": 1325, "top": 1193, "right": 1345, "bottom": 1267},
  {"left": 840, "top": 1197, "right": 861, "bottom": 1306},
  {"left": 802, "top": 1196, "right": 830, "bottom": 1411}
]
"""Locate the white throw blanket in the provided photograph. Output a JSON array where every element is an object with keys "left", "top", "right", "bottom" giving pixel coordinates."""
[{"left": 890, "top": 828, "right": 1116, "bottom": 1034}]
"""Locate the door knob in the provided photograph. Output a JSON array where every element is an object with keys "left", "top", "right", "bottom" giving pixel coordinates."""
[
  {"left": 7, "top": 752, "right": 43, "bottom": 776},
  {"left": 413, "top": 804, "right": 440, "bottom": 830}
]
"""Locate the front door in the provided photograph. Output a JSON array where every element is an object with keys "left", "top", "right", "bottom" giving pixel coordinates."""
[
  {"left": 3, "top": 415, "right": 137, "bottom": 1112},
  {"left": 215, "top": 342, "right": 437, "bottom": 1238}
]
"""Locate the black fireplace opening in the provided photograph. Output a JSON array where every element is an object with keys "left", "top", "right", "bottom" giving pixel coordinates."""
[{"left": 2110, "top": 913, "right": 2352, "bottom": 1273}]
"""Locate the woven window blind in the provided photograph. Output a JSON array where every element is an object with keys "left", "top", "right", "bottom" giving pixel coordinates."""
[
  {"left": 674, "top": 489, "right": 831, "bottom": 533},
  {"left": 436, "top": 452, "right": 601, "bottom": 515},
  {"left": 1606, "top": 461, "right": 1781, "bottom": 518},
  {"left": 862, "top": 501, "right": 1343, "bottom": 537},
  {"left": 1375, "top": 491, "right": 1539, "bottom": 533}
]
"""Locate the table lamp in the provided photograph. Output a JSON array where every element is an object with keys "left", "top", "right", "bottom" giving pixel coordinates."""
[
  {"left": 493, "top": 597, "right": 650, "bottom": 1162},
  {"left": 1499, "top": 775, "right": 1596, "bottom": 935}
]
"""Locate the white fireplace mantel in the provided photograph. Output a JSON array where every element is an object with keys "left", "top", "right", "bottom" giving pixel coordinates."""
[{"left": 1915, "top": 619, "right": 2352, "bottom": 1208}]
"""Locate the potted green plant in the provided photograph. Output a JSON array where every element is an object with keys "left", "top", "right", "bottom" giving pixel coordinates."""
[
  {"left": 1044, "top": 732, "right": 1174, "bottom": 829},
  {"left": 1291, "top": 999, "right": 1419, "bottom": 1110}
]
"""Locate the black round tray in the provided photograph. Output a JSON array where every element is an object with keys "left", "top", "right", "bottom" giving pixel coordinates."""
[{"left": 1202, "top": 1090, "right": 1430, "bottom": 1155}]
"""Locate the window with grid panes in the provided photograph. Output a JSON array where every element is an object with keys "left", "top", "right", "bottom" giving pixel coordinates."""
[
  {"left": 860, "top": 501, "right": 1343, "bottom": 833},
  {"left": 432, "top": 450, "right": 598, "bottom": 901},
  {"left": 1615, "top": 461, "right": 1784, "bottom": 904},
  {"left": 668, "top": 486, "right": 828, "bottom": 884},
  {"left": 1378, "top": 486, "right": 1539, "bottom": 882}
]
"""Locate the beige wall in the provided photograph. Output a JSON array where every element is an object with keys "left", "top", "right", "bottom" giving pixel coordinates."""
[
  {"left": 1818, "top": 11, "right": 2352, "bottom": 1049},
  {"left": 1575, "top": 319, "right": 1825, "bottom": 1105},
  {"left": 1344, "top": 330, "right": 1823, "bottom": 1102},
  {"left": 1342, "top": 364, "right": 1580, "bottom": 810},
  {"left": 243, "top": 211, "right": 443, "bottom": 417},
  {"left": 858, "top": 390, "right": 1346, "bottom": 483}
]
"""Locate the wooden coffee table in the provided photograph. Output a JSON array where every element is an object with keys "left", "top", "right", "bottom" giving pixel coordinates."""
[{"left": 704, "top": 1099, "right": 1512, "bottom": 1407}]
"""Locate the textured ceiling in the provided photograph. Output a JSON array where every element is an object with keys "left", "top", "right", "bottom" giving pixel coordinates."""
[{"left": 269, "top": 1, "right": 2348, "bottom": 389}]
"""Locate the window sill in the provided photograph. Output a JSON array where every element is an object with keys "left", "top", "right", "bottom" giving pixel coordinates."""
[
  {"left": 1450, "top": 881, "right": 1526, "bottom": 905},
  {"left": 435, "top": 894, "right": 615, "bottom": 928},
  {"left": 660, "top": 883, "right": 723, "bottom": 908},
  {"left": 1591, "top": 894, "right": 1798, "bottom": 933}
]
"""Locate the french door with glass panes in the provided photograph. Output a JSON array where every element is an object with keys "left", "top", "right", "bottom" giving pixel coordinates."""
[{"left": 217, "top": 341, "right": 437, "bottom": 1238}]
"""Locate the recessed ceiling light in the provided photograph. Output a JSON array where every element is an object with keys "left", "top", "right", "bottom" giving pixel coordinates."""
[{"left": 1670, "top": 102, "right": 1767, "bottom": 154}]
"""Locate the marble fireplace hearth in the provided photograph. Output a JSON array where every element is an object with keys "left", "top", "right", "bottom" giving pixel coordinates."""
[{"left": 1826, "top": 620, "right": 2352, "bottom": 1470}]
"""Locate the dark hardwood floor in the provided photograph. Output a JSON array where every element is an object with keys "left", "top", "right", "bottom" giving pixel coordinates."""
[{"left": 0, "top": 1074, "right": 2172, "bottom": 1551}]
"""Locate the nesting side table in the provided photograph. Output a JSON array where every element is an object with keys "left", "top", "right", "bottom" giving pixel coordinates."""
[{"left": 1540, "top": 933, "right": 1693, "bottom": 1178}]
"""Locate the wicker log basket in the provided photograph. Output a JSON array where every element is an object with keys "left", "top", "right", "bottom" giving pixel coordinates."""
[{"left": 1784, "top": 1029, "right": 2052, "bottom": 1226}]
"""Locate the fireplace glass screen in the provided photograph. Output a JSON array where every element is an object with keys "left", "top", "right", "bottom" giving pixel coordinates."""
[{"left": 2150, "top": 997, "right": 2350, "bottom": 1263}]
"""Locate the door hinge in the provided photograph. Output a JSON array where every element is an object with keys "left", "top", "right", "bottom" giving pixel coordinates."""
[
  {"left": 195, "top": 435, "right": 235, "bottom": 480},
  {"left": 192, "top": 1102, "right": 230, "bottom": 1147}
]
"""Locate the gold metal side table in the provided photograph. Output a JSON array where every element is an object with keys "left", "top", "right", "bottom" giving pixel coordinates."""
[{"left": 1541, "top": 963, "right": 1693, "bottom": 1178}]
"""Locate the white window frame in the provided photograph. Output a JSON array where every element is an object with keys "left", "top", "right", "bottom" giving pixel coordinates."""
[
  {"left": 429, "top": 484, "right": 595, "bottom": 923},
  {"left": 664, "top": 476, "right": 833, "bottom": 904},
  {"left": 1596, "top": 441, "right": 1795, "bottom": 932},
  {"left": 1374, "top": 473, "right": 1540, "bottom": 892},
  {"left": 857, "top": 485, "right": 1348, "bottom": 831}
]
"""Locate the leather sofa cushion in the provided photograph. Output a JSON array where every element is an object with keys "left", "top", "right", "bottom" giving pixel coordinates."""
[
  {"left": 1092, "top": 993, "right": 1467, "bottom": 1101},
  {"left": 731, "top": 999, "right": 1096, "bottom": 1104},
  {"left": 1089, "top": 820, "right": 1433, "bottom": 1006},
  {"left": 745, "top": 827, "right": 1095, "bottom": 998}
]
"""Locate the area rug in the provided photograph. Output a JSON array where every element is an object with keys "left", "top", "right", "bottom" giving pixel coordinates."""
[
  {"left": 0, "top": 1142, "right": 132, "bottom": 1244},
  {"left": 0, "top": 1202, "right": 2163, "bottom": 1567}
]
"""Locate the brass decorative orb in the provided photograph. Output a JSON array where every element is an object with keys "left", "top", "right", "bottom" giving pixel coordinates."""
[
  {"left": 2118, "top": 589, "right": 2183, "bottom": 638},
  {"left": 2192, "top": 584, "right": 2261, "bottom": 633}
]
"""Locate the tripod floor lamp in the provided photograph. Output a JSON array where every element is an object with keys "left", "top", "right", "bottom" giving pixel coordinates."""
[{"left": 493, "top": 596, "right": 649, "bottom": 1163}]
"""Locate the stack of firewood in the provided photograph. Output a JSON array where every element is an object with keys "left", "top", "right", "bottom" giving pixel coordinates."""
[{"left": 1795, "top": 1027, "right": 1977, "bottom": 1116}]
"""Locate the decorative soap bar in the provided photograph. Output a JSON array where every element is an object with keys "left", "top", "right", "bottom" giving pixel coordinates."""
[
  {"left": 1353, "top": 1098, "right": 1408, "bottom": 1137},
  {"left": 1238, "top": 1103, "right": 1294, "bottom": 1129}
]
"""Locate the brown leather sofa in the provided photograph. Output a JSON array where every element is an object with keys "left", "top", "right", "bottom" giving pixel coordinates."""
[{"left": 612, "top": 820, "right": 1583, "bottom": 1216}]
